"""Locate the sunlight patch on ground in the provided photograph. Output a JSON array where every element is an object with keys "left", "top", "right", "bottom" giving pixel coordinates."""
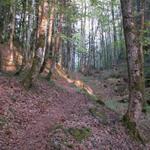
[{"left": 56, "top": 64, "right": 94, "bottom": 96}]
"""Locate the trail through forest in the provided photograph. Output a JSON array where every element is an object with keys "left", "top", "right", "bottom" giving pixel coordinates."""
[{"left": 0, "top": 73, "right": 149, "bottom": 150}]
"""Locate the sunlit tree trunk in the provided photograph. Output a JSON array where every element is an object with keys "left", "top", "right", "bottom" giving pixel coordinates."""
[
  {"left": 40, "top": 0, "right": 56, "bottom": 74},
  {"left": 46, "top": 0, "right": 64, "bottom": 80}
]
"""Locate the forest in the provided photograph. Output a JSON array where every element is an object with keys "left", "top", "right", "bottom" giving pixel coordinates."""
[{"left": 0, "top": 0, "right": 150, "bottom": 149}]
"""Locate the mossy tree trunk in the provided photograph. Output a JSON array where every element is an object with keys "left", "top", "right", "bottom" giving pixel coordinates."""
[
  {"left": 139, "top": 0, "right": 145, "bottom": 108},
  {"left": 46, "top": 0, "right": 64, "bottom": 80},
  {"left": 21, "top": 55, "right": 40, "bottom": 89},
  {"left": 121, "top": 0, "right": 145, "bottom": 141},
  {"left": 21, "top": 0, "right": 40, "bottom": 89}
]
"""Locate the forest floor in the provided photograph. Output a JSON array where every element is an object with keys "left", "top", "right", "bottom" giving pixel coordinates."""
[{"left": 0, "top": 68, "right": 150, "bottom": 150}]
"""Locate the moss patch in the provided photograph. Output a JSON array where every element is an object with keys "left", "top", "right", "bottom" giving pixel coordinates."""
[
  {"left": 89, "top": 107, "right": 105, "bottom": 118},
  {"left": 105, "top": 100, "right": 128, "bottom": 114},
  {"left": 68, "top": 127, "right": 91, "bottom": 142},
  {"left": 143, "top": 104, "right": 150, "bottom": 113},
  {"left": 122, "top": 115, "right": 145, "bottom": 144},
  {"left": 76, "top": 88, "right": 105, "bottom": 106},
  {"left": 48, "top": 124, "right": 74, "bottom": 149},
  {"left": 0, "top": 116, "right": 7, "bottom": 128},
  {"left": 89, "top": 107, "right": 108, "bottom": 124}
]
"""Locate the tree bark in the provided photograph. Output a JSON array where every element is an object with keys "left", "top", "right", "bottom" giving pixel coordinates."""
[
  {"left": 21, "top": 0, "right": 40, "bottom": 89},
  {"left": 121, "top": 0, "right": 144, "bottom": 141},
  {"left": 9, "top": 0, "right": 16, "bottom": 61}
]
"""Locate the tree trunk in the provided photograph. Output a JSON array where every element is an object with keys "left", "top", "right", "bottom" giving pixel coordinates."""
[
  {"left": 139, "top": 0, "right": 146, "bottom": 108},
  {"left": 111, "top": 0, "right": 118, "bottom": 65},
  {"left": 9, "top": 0, "right": 16, "bottom": 61},
  {"left": 121, "top": 0, "right": 144, "bottom": 141},
  {"left": 21, "top": 0, "right": 40, "bottom": 89},
  {"left": 46, "top": 0, "right": 65, "bottom": 80},
  {"left": 40, "top": 0, "right": 56, "bottom": 74}
]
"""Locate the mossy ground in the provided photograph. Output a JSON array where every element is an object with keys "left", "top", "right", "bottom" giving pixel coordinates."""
[
  {"left": 0, "top": 116, "right": 7, "bottom": 128},
  {"left": 48, "top": 124, "right": 74, "bottom": 149},
  {"left": 48, "top": 124, "right": 91, "bottom": 149},
  {"left": 105, "top": 100, "right": 128, "bottom": 115},
  {"left": 89, "top": 107, "right": 108, "bottom": 125},
  {"left": 68, "top": 127, "right": 91, "bottom": 142},
  {"left": 122, "top": 115, "right": 145, "bottom": 144},
  {"left": 76, "top": 88, "right": 105, "bottom": 105}
]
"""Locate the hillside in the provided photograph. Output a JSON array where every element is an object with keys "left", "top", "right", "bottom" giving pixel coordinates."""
[{"left": 0, "top": 72, "right": 150, "bottom": 150}]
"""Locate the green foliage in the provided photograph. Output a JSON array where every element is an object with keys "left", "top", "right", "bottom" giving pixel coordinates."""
[
  {"left": 90, "top": 0, "right": 98, "bottom": 5},
  {"left": 62, "top": 32, "right": 87, "bottom": 54},
  {"left": 0, "top": 0, "right": 11, "bottom": 6},
  {"left": 89, "top": 107, "right": 105, "bottom": 118},
  {"left": 72, "top": 33, "right": 87, "bottom": 53}
]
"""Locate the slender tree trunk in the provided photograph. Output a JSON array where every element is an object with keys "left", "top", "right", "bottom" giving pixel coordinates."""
[
  {"left": 111, "top": 0, "right": 118, "bottom": 65},
  {"left": 139, "top": 0, "right": 145, "bottom": 108},
  {"left": 46, "top": 0, "right": 65, "bottom": 80},
  {"left": 15, "top": 0, "right": 27, "bottom": 75},
  {"left": 40, "top": 0, "right": 56, "bottom": 74},
  {"left": 9, "top": 0, "right": 16, "bottom": 61}
]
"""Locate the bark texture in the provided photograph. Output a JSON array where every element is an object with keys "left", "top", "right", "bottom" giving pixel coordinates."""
[{"left": 121, "top": 0, "right": 144, "bottom": 141}]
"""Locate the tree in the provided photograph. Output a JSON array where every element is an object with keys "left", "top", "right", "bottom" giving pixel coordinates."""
[
  {"left": 120, "top": 0, "right": 144, "bottom": 141},
  {"left": 9, "top": 0, "right": 16, "bottom": 56},
  {"left": 21, "top": 0, "right": 40, "bottom": 89}
]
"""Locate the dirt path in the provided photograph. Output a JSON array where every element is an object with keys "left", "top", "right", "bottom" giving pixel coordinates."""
[{"left": 0, "top": 75, "right": 149, "bottom": 150}]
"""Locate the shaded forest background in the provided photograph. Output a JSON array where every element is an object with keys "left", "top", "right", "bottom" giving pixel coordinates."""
[{"left": 0, "top": 0, "right": 149, "bottom": 77}]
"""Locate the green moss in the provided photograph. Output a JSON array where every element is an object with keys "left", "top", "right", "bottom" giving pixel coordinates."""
[
  {"left": 105, "top": 100, "right": 128, "bottom": 114},
  {"left": 89, "top": 107, "right": 107, "bottom": 124},
  {"left": 123, "top": 115, "right": 136, "bottom": 132},
  {"left": 145, "top": 78, "right": 150, "bottom": 87},
  {"left": 63, "top": 142, "right": 74, "bottom": 149},
  {"left": 76, "top": 88, "right": 105, "bottom": 106},
  {"left": 48, "top": 124, "right": 76, "bottom": 149},
  {"left": 143, "top": 104, "right": 150, "bottom": 113},
  {"left": 48, "top": 80, "right": 55, "bottom": 86},
  {"left": 0, "top": 116, "right": 7, "bottom": 128},
  {"left": 68, "top": 127, "right": 91, "bottom": 142},
  {"left": 21, "top": 57, "right": 39, "bottom": 89},
  {"left": 46, "top": 69, "right": 53, "bottom": 81},
  {"left": 122, "top": 115, "right": 145, "bottom": 144},
  {"left": 89, "top": 107, "right": 103, "bottom": 118}
]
